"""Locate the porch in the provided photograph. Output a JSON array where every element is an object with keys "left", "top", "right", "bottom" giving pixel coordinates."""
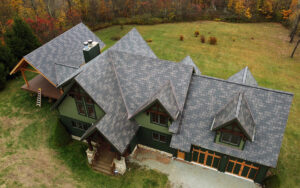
[{"left": 21, "top": 74, "right": 62, "bottom": 100}]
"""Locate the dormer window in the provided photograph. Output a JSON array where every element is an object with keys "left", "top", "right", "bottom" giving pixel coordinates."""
[
  {"left": 211, "top": 93, "right": 256, "bottom": 150},
  {"left": 220, "top": 132, "right": 241, "bottom": 146},
  {"left": 147, "top": 102, "right": 170, "bottom": 127}
]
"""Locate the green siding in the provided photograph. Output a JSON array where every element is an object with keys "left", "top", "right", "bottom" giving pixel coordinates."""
[
  {"left": 137, "top": 126, "right": 175, "bottom": 154},
  {"left": 58, "top": 95, "right": 105, "bottom": 124},
  {"left": 60, "top": 115, "right": 90, "bottom": 137},
  {"left": 135, "top": 112, "right": 171, "bottom": 135},
  {"left": 129, "top": 134, "right": 139, "bottom": 153},
  {"left": 215, "top": 131, "right": 245, "bottom": 150},
  {"left": 218, "top": 155, "right": 229, "bottom": 172},
  {"left": 254, "top": 166, "right": 269, "bottom": 184}
]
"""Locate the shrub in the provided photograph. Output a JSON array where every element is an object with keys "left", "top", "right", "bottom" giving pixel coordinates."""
[
  {"left": 209, "top": 37, "right": 217, "bottom": 45},
  {"left": 111, "top": 36, "right": 121, "bottom": 41},
  {"left": 200, "top": 35, "right": 205, "bottom": 43},
  {"left": 120, "top": 24, "right": 124, "bottom": 30},
  {"left": 180, "top": 35, "right": 184, "bottom": 41},
  {"left": 146, "top": 39, "right": 152, "bottom": 43},
  {"left": 194, "top": 31, "right": 200, "bottom": 37},
  {"left": 49, "top": 120, "right": 71, "bottom": 148}
]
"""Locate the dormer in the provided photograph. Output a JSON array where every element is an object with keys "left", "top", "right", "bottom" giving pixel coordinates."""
[{"left": 211, "top": 92, "right": 256, "bottom": 150}]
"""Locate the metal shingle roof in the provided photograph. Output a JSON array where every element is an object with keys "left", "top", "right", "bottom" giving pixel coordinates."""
[{"left": 170, "top": 75, "right": 293, "bottom": 168}]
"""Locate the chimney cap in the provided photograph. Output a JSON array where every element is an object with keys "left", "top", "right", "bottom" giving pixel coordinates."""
[
  {"left": 88, "top": 40, "right": 93, "bottom": 44},
  {"left": 83, "top": 41, "right": 88, "bottom": 46}
]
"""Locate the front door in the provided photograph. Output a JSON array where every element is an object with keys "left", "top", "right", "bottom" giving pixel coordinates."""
[{"left": 177, "top": 150, "right": 185, "bottom": 160}]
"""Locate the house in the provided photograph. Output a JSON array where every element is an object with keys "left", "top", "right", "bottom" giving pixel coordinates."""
[{"left": 11, "top": 23, "right": 293, "bottom": 184}]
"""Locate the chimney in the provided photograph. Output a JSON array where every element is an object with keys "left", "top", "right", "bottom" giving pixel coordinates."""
[{"left": 83, "top": 40, "right": 101, "bottom": 63}]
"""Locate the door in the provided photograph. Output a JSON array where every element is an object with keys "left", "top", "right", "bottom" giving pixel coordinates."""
[
  {"left": 226, "top": 158, "right": 259, "bottom": 180},
  {"left": 192, "top": 146, "right": 221, "bottom": 169},
  {"left": 177, "top": 150, "right": 185, "bottom": 160}
]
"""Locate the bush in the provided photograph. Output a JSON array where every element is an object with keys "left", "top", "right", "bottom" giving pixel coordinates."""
[
  {"left": 209, "top": 37, "right": 217, "bottom": 45},
  {"left": 194, "top": 31, "right": 200, "bottom": 37},
  {"left": 263, "top": 174, "right": 280, "bottom": 188},
  {"left": 180, "top": 35, "right": 184, "bottom": 41},
  {"left": 200, "top": 35, "right": 205, "bottom": 43},
  {"left": 146, "top": 39, "right": 152, "bottom": 43},
  {"left": 111, "top": 36, "right": 121, "bottom": 41}
]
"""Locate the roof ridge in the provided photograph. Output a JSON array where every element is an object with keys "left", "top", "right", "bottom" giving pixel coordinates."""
[
  {"left": 169, "top": 80, "right": 181, "bottom": 111},
  {"left": 193, "top": 75, "right": 293, "bottom": 96},
  {"left": 242, "top": 67, "right": 248, "bottom": 84},
  {"left": 235, "top": 93, "right": 243, "bottom": 117},
  {"left": 108, "top": 52, "right": 132, "bottom": 118}
]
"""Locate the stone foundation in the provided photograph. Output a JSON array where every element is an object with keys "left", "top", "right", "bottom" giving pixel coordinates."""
[
  {"left": 113, "top": 157, "right": 126, "bottom": 175},
  {"left": 86, "top": 147, "right": 97, "bottom": 164}
]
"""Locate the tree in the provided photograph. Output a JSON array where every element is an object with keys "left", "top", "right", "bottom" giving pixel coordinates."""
[
  {"left": 0, "top": 63, "right": 6, "bottom": 90},
  {"left": 0, "top": 43, "right": 17, "bottom": 76},
  {"left": 4, "top": 17, "right": 40, "bottom": 60}
]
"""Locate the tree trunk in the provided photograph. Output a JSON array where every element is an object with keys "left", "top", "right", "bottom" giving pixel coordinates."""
[
  {"left": 291, "top": 39, "right": 300, "bottom": 58},
  {"left": 290, "top": 15, "right": 300, "bottom": 43}
]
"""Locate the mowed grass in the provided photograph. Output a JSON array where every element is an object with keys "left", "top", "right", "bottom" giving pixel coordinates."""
[
  {"left": 0, "top": 76, "right": 169, "bottom": 187},
  {"left": 95, "top": 21, "right": 300, "bottom": 187}
]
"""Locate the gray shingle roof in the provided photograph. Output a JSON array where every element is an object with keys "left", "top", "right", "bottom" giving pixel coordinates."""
[
  {"left": 24, "top": 23, "right": 105, "bottom": 86},
  {"left": 109, "top": 28, "right": 157, "bottom": 58},
  {"left": 110, "top": 50, "right": 193, "bottom": 119},
  {"left": 211, "top": 92, "right": 256, "bottom": 141},
  {"left": 228, "top": 67, "right": 258, "bottom": 86},
  {"left": 180, "top": 56, "right": 201, "bottom": 75},
  {"left": 129, "top": 80, "right": 180, "bottom": 120},
  {"left": 170, "top": 75, "right": 293, "bottom": 167},
  {"left": 72, "top": 48, "right": 193, "bottom": 153},
  {"left": 75, "top": 51, "right": 139, "bottom": 154}
]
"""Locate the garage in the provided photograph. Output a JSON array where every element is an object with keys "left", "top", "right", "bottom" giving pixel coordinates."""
[
  {"left": 226, "top": 157, "right": 259, "bottom": 180},
  {"left": 191, "top": 146, "right": 221, "bottom": 169}
]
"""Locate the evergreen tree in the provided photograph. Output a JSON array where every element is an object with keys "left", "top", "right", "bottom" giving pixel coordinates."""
[
  {"left": 4, "top": 17, "right": 40, "bottom": 60},
  {"left": 0, "top": 43, "right": 17, "bottom": 77}
]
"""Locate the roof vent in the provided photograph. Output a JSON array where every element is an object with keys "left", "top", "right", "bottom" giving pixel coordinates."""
[{"left": 83, "top": 40, "right": 101, "bottom": 63}]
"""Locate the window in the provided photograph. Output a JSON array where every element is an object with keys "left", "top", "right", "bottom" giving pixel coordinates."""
[
  {"left": 71, "top": 84, "right": 96, "bottom": 119},
  {"left": 152, "top": 132, "right": 167, "bottom": 143},
  {"left": 150, "top": 113, "right": 169, "bottom": 126},
  {"left": 220, "top": 132, "right": 241, "bottom": 146},
  {"left": 71, "top": 121, "right": 90, "bottom": 131}
]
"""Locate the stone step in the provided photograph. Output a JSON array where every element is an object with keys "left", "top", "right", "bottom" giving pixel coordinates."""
[
  {"left": 92, "top": 165, "right": 113, "bottom": 175},
  {"left": 93, "top": 160, "right": 112, "bottom": 171}
]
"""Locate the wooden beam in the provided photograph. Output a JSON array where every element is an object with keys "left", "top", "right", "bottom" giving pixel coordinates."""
[
  {"left": 21, "top": 70, "right": 29, "bottom": 87},
  {"left": 20, "top": 68, "right": 39, "bottom": 73},
  {"left": 10, "top": 58, "right": 25, "bottom": 75}
]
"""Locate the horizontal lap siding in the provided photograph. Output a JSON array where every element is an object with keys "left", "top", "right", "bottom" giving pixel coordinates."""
[
  {"left": 137, "top": 126, "right": 175, "bottom": 155},
  {"left": 60, "top": 115, "right": 91, "bottom": 137}
]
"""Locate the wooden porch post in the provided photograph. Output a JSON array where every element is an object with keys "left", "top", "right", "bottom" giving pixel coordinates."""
[
  {"left": 87, "top": 138, "right": 93, "bottom": 151},
  {"left": 21, "top": 70, "right": 29, "bottom": 87}
]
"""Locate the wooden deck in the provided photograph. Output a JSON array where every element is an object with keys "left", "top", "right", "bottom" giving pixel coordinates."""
[{"left": 21, "top": 74, "right": 62, "bottom": 100}]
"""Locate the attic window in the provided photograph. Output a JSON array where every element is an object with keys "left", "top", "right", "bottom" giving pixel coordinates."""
[
  {"left": 220, "top": 132, "right": 241, "bottom": 146},
  {"left": 148, "top": 103, "right": 170, "bottom": 127}
]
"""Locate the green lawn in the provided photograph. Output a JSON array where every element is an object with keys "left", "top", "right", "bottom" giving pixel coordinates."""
[
  {"left": 95, "top": 21, "right": 300, "bottom": 187},
  {"left": 0, "top": 21, "right": 299, "bottom": 188}
]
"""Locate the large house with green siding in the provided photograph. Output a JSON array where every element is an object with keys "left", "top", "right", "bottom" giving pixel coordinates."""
[{"left": 11, "top": 23, "right": 293, "bottom": 184}]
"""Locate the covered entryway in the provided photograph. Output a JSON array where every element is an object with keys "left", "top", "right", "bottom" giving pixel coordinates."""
[
  {"left": 225, "top": 157, "right": 259, "bottom": 180},
  {"left": 192, "top": 146, "right": 221, "bottom": 169}
]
